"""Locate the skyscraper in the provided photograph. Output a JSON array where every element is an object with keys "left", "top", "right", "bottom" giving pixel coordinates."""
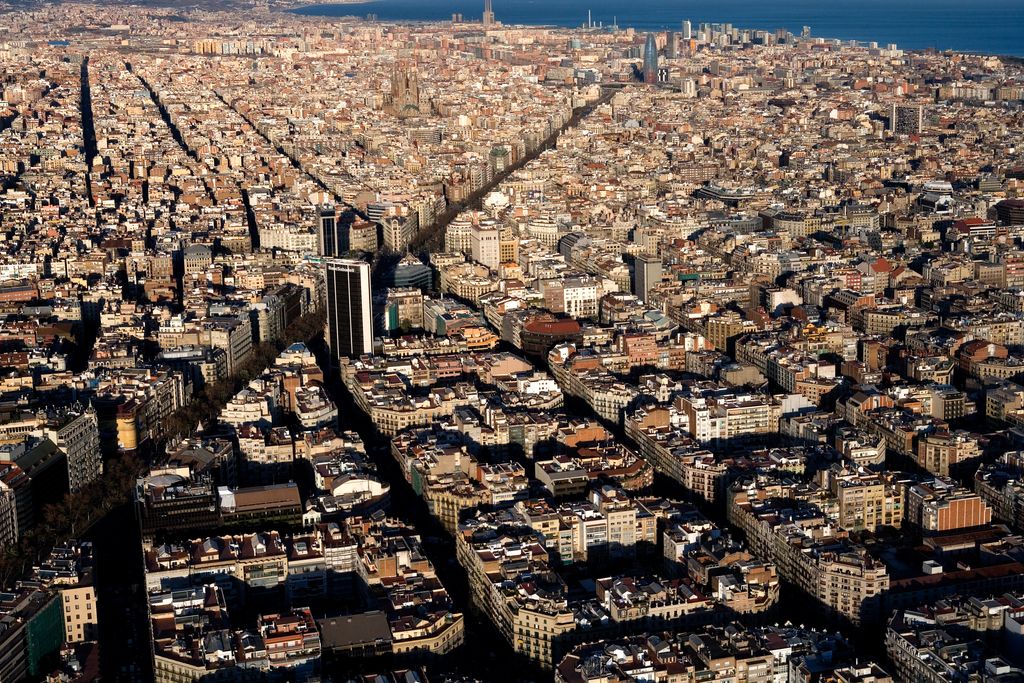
[
  {"left": 325, "top": 258, "right": 373, "bottom": 363},
  {"left": 643, "top": 33, "right": 658, "bottom": 84},
  {"left": 681, "top": 20, "right": 692, "bottom": 40},
  {"left": 482, "top": 0, "right": 494, "bottom": 27},
  {"left": 318, "top": 204, "right": 339, "bottom": 257},
  {"left": 633, "top": 253, "right": 662, "bottom": 302},
  {"left": 45, "top": 407, "right": 101, "bottom": 493},
  {"left": 471, "top": 222, "right": 501, "bottom": 271},
  {"left": 890, "top": 103, "right": 924, "bottom": 135}
]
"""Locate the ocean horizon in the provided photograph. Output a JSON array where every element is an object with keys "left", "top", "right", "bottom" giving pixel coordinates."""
[{"left": 293, "top": 0, "right": 1024, "bottom": 57}]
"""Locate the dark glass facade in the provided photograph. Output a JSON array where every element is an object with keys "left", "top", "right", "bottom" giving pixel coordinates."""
[
  {"left": 326, "top": 259, "right": 372, "bottom": 362},
  {"left": 319, "top": 207, "right": 338, "bottom": 257}
]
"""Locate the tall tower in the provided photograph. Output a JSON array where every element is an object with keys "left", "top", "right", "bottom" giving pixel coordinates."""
[
  {"left": 890, "top": 103, "right": 924, "bottom": 135},
  {"left": 633, "top": 253, "right": 663, "bottom": 302},
  {"left": 325, "top": 258, "right": 373, "bottom": 363},
  {"left": 681, "top": 20, "right": 692, "bottom": 40},
  {"left": 482, "top": 0, "right": 494, "bottom": 27},
  {"left": 643, "top": 33, "right": 658, "bottom": 84},
  {"left": 318, "top": 204, "right": 340, "bottom": 257}
]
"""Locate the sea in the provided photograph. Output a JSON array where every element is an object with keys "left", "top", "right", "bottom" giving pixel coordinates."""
[{"left": 293, "top": 0, "right": 1024, "bottom": 57}]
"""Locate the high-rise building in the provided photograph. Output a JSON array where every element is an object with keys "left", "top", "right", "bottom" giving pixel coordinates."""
[
  {"left": 890, "top": 103, "right": 924, "bottom": 135},
  {"left": 665, "top": 31, "right": 678, "bottom": 59},
  {"left": 995, "top": 199, "right": 1024, "bottom": 225},
  {"left": 0, "top": 480, "right": 16, "bottom": 548},
  {"left": 482, "top": 0, "right": 494, "bottom": 27},
  {"left": 643, "top": 33, "right": 658, "bottom": 84},
  {"left": 318, "top": 205, "right": 340, "bottom": 257},
  {"left": 681, "top": 20, "right": 692, "bottom": 40},
  {"left": 633, "top": 253, "right": 662, "bottom": 302},
  {"left": 44, "top": 407, "right": 101, "bottom": 493},
  {"left": 325, "top": 258, "right": 373, "bottom": 363},
  {"left": 471, "top": 222, "right": 501, "bottom": 271}
]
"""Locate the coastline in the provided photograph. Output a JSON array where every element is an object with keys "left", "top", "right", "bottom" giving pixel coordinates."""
[{"left": 288, "top": 0, "right": 1024, "bottom": 58}]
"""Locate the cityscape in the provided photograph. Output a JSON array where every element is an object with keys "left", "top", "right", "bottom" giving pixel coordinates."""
[{"left": 0, "top": 1, "right": 1023, "bottom": 682}]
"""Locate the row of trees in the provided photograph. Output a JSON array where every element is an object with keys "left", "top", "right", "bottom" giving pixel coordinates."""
[
  {"left": 162, "top": 308, "right": 326, "bottom": 440},
  {"left": 0, "top": 307, "right": 327, "bottom": 589},
  {"left": 0, "top": 453, "right": 140, "bottom": 588}
]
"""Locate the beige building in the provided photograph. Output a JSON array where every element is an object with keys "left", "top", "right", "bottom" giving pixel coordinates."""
[
  {"left": 728, "top": 478, "right": 890, "bottom": 624},
  {"left": 828, "top": 467, "right": 904, "bottom": 532},
  {"left": 470, "top": 222, "right": 501, "bottom": 271},
  {"left": 60, "top": 583, "right": 98, "bottom": 644},
  {"left": 33, "top": 542, "right": 98, "bottom": 644},
  {"left": 705, "top": 312, "right": 755, "bottom": 352},
  {"left": 917, "top": 432, "right": 981, "bottom": 477}
]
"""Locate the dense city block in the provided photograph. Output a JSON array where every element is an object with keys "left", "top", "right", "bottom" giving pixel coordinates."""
[{"left": 1, "top": 1, "right": 1024, "bottom": 682}]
